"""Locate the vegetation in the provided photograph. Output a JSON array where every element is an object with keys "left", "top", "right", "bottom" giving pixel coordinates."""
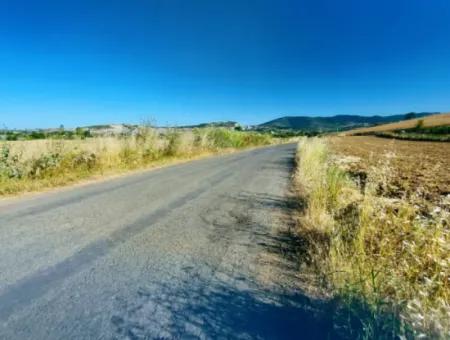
[
  {"left": 347, "top": 112, "right": 450, "bottom": 136},
  {"left": 258, "top": 112, "right": 435, "bottom": 132},
  {"left": 373, "top": 124, "right": 450, "bottom": 142},
  {"left": 294, "top": 137, "right": 449, "bottom": 338},
  {"left": 0, "top": 127, "right": 92, "bottom": 141},
  {"left": 404, "top": 112, "right": 417, "bottom": 120},
  {"left": 0, "top": 128, "right": 273, "bottom": 196},
  {"left": 374, "top": 131, "right": 450, "bottom": 142},
  {"left": 257, "top": 129, "right": 321, "bottom": 138}
]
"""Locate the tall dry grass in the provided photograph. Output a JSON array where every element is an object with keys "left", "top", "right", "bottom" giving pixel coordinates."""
[
  {"left": 294, "top": 138, "right": 450, "bottom": 338},
  {"left": 0, "top": 128, "right": 273, "bottom": 195}
]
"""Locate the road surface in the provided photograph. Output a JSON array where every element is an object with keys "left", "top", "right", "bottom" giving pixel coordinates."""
[{"left": 0, "top": 144, "right": 338, "bottom": 339}]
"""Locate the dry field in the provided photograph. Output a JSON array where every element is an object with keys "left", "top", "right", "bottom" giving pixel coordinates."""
[
  {"left": 344, "top": 112, "right": 450, "bottom": 135},
  {"left": 294, "top": 136, "right": 449, "bottom": 337},
  {"left": 329, "top": 135, "right": 450, "bottom": 211}
]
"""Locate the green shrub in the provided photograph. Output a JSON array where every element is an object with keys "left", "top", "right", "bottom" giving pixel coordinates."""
[
  {"left": 207, "top": 128, "right": 237, "bottom": 148},
  {"left": 164, "top": 129, "right": 182, "bottom": 156},
  {"left": 0, "top": 144, "right": 23, "bottom": 179},
  {"left": 28, "top": 153, "right": 61, "bottom": 178},
  {"left": 69, "top": 151, "right": 97, "bottom": 170}
]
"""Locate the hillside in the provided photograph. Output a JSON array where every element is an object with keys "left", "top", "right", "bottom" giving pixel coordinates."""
[
  {"left": 343, "top": 112, "right": 450, "bottom": 135},
  {"left": 179, "top": 121, "right": 239, "bottom": 129},
  {"left": 258, "top": 112, "right": 436, "bottom": 131}
]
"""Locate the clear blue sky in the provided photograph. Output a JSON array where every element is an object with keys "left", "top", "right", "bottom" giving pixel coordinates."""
[{"left": 1, "top": 0, "right": 450, "bottom": 128}]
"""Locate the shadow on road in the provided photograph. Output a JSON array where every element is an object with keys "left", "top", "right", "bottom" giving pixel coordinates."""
[
  {"left": 112, "top": 277, "right": 340, "bottom": 339},
  {"left": 111, "top": 147, "right": 401, "bottom": 339}
]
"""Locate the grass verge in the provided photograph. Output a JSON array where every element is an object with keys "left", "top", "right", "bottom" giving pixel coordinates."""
[
  {"left": 0, "top": 128, "right": 274, "bottom": 196},
  {"left": 294, "top": 137, "right": 449, "bottom": 338}
]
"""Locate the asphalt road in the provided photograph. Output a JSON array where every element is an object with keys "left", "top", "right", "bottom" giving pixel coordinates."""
[{"left": 0, "top": 143, "right": 338, "bottom": 339}]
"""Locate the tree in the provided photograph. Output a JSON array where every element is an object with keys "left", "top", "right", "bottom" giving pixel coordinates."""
[{"left": 75, "top": 127, "right": 91, "bottom": 139}]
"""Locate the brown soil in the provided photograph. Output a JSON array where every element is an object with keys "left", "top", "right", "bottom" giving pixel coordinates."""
[{"left": 329, "top": 136, "right": 450, "bottom": 210}]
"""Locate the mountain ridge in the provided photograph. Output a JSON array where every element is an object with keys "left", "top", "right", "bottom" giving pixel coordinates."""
[{"left": 258, "top": 112, "right": 438, "bottom": 131}]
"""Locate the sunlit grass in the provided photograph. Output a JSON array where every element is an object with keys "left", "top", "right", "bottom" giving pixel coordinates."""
[{"left": 0, "top": 128, "right": 273, "bottom": 196}]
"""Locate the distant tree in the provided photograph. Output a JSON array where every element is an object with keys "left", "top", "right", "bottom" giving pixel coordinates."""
[
  {"left": 75, "top": 127, "right": 91, "bottom": 139},
  {"left": 30, "top": 131, "right": 46, "bottom": 139},
  {"left": 405, "top": 112, "right": 416, "bottom": 120},
  {"left": 6, "top": 132, "right": 18, "bottom": 141}
]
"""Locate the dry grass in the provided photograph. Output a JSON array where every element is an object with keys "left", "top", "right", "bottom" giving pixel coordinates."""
[
  {"left": 294, "top": 137, "right": 450, "bottom": 338},
  {"left": 344, "top": 112, "right": 450, "bottom": 135},
  {"left": 0, "top": 128, "right": 273, "bottom": 196}
]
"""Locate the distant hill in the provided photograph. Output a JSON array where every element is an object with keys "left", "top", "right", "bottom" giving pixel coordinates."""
[
  {"left": 258, "top": 112, "right": 438, "bottom": 131},
  {"left": 179, "top": 121, "right": 239, "bottom": 129}
]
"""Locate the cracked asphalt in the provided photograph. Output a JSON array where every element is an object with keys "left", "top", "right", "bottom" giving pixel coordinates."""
[{"left": 0, "top": 143, "right": 339, "bottom": 339}]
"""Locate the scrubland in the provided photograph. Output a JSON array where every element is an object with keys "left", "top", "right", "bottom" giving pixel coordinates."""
[
  {"left": 294, "top": 136, "right": 449, "bottom": 338},
  {"left": 0, "top": 128, "right": 273, "bottom": 196}
]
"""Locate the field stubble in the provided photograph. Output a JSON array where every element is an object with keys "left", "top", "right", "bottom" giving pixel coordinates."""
[{"left": 330, "top": 136, "right": 450, "bottom": 212}]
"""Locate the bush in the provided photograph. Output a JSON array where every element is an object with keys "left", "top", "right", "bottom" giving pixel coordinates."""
[
  {"left": 0, "top": 144, "right": 23, "bottom": 179},
  {"left": 205, "top": 128, "right": 271, "bottom": 149},
  {"left": 28, "top": 153, "right": 61, "bottom": 178},
  {"left": 164, "top": 129, "right": 182, "bottom": 156},
  {"left": 70, "top": 151, "right": 97, "bottom": 170},
  {"left": 207, "top": 128, "right": 237, "bottom": 148}
]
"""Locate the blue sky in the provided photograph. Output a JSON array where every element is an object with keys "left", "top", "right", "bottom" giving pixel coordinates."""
[{"left": 1, "top": 0, "right": 450, "bottom": 128}]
